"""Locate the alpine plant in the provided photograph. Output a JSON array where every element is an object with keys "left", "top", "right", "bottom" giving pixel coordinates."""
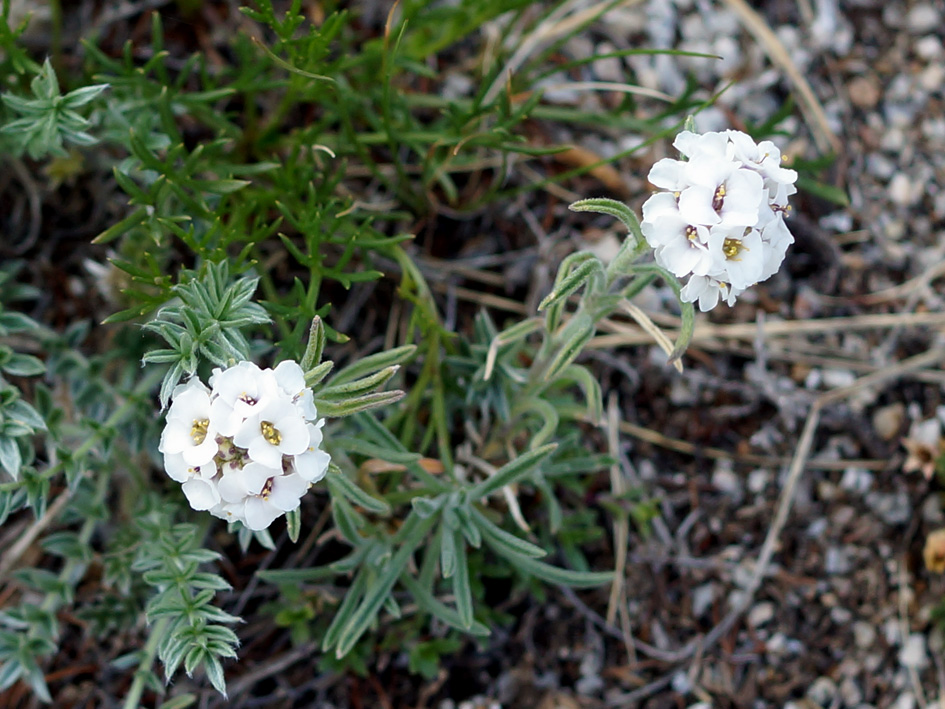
[
  {"left": 641, "top": 129, "right": 797, "bottom": 311},
  {"left": 159, "top": 360, "right": 330, "bottom": 530}
]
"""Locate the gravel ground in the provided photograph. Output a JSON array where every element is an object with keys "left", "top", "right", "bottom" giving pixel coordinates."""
[{"left": 434, "top": 0, "right": 945, "bottom": 707}]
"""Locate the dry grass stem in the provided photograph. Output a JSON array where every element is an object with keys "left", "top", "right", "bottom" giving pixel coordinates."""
[
  {"left": 594, "top": 310, "right": 945, "bottom": 347},
  {"left": 617, "top": 301, "right": 684, "bottom": 373}
]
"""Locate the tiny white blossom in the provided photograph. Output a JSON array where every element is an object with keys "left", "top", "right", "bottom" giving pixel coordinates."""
[
  {"left": 274, "top": 360, "right": 318, "bottom": 420},
  {"left": 233, "top": 399, "right": 310, "bottom": 469},
  {"left": 291, "top": 420, "right": 331, "bottom": 483},
  {"left": 159, "top": 378, "right": 218, "bottom": 467},
  {"left": 209, "top": 361, "right": 279, "bottom": 437}
]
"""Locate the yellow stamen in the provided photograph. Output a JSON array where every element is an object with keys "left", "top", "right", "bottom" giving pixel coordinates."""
[
  {"left": 722, "top": 237, "right": 746, "bottom": 260},
  {"left": 712, "top": 184, "right": 726, "bottom": 212},
  {"left": 261, "top": 478, "right": 274, "bottom": 500},
  {"left": 685, "top": 225, "right": 699, "bottom": 242},
  {"left": 191, "top": 419, "right": 209, "bottom": 445},
  {"left": 260, "top": 421, "right": 282, "bottom": 446}
]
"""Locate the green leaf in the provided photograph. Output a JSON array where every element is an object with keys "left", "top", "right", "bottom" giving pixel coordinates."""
[
  {"left": 470, "top": 508, "right": 546, "bottom": 559},
  {"left": 301, "top": 316, "right": 326, "bottom": 372},
  {"left": 466, "top": 443, "right": 557, "bottom": 501},
  {"left": 399, "top": 574, "right": 490, "bottom": 636},
  {"left": 0, "top": 438, "right": 21, "bottom": 480},
  {"left": 328, "top": 345, "right": 416, "bottom": 386},
  {"left": 314, "top": 390, "right": 406, "bottom": 418},
  {"left": 487, "top": 545, "right": 613, "bottom": 588},
  {"left": 2, "top": 353, "right": 45, "bottom": 377},
  {"left": 451, "top": 530, "right": 474, "bottom": 629},
  {"left": 569, "top": 197, "right": 644, "bottom": 242},
  {"left": 439, "top": 523, "right": 456, "bottom": 578},
  {"left": 286, "top": 507, "right": 301, "bottom": 543},
  {"left": 333, "top": 515, "right": 437, "bottom": 657},
  {"left": 317, "top": 365, "right": 399, "bottom": 400},
  {"left": 326, "top": 470, "right": 391, "bottom": 515},
  {"left": 538, "top": 257, "right": 603, "bottom": 312}
]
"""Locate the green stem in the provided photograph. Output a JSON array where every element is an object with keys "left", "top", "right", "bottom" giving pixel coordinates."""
[{"left": 122, "top": 617, "right": 169, "bottom": 709}]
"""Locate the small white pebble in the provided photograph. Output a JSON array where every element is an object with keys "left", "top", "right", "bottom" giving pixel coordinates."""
[
  {"left": 893, "top": 693, "right": 917, "bottom": 709},
  {"left": 900, "top": 633, "right": 929, "bottom": 669},
  {"left": 919, "top": 63, "right": 945, "bottom": 91},
  {"left": 916, "top": 35, "right": 944, "bottom": 59},
  {"left": 889, "top": 173, "right": 917, "bottom": 206},
  {"left": 692, "top": 584, "right": 716, "bottom": 618},
  {"left": 807, "top": 677, "right": 838, "bottom": 704},
  {"left": 749, "top": 602, "right": 775, "bottom": 627},
  {"left": 854, "top": 621, "right": 877, "bottom": 648},
  {"left": 747, "top": 469, "right": 770, "bottom": 494},
  {"left": 907, "top": 4, "right": 941, "bottom": 33},
  {"left": 822, "top": 369, "right": 857, "bottom": 388},
  {"left": 840, "top": 468, "right": 873, "bottom": 493}
]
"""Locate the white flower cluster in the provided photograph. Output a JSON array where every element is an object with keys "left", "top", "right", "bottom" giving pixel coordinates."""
[
  {"left": 641, "top": 130, "right": 798, "bottom": 311},
  {"left": 159, "top": 361, "right": 330, "bottom": 531}
]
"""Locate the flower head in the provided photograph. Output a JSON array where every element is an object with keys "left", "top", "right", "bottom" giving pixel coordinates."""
[
  {"left": 159, "top": 359, "right": 330, "bottom": 531},
  {"left": 641, "top": 129, "right": 797, "bottom": 311}
]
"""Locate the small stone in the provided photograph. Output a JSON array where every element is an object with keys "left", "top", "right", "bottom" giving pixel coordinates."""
[
  {"left": 884, "top": 618, "right": 902, "bottom": 645},
  {"left": 849, "top": 75, "right": 881, "bottom": 109},
  {"left": 692, "top": 583, "right": 716, "bottom": 618},
  {"left": 900, "top": 634, "right": 929, "bottom": 669},
  {"left": 893, "top": 693, "right": 917, "bottom": 709},
  {"left": 747, "top": 469, "right": 770, "bottom": 494},
  {"left": 831, "top": 606, "right": 853, "bottom": 624},
  {"left": 873, "top": 403, "right": 906, "bottom": 440},
  {"left": 671, "top": 671, "right": 692, "bottom": 694},
  {"left": 839, "top": 678, "right": 863, "bottom": 706},
  {"left": 922, "top": 496, "right": 945, "bottom": 524},
  {"left": 907, "top": 4, "right": 941, "bottom": 33},
  {"left": 916, "top": 36, "right": 944, "bottom": 59},
  {"left": 825, "top": 546, "right": 852, "bottom": 574},
  {"left": 807, "top": 677, "right": 838, "bottom": 704},
  {"left": 593, "top": 42, "right": 623, "bottom": 83},
  {"left": 881, "top": 126, "right": 906, "bottom": 151},
  {"left": 749, "top": 602, "right": 775, "bottom": 627},
  {"left": 840, "top": 468, "right": 873, "bottom": 493},
  {"left": 919, "top": 63, "right": 945, "bottom": 91},
  {"left": 712, "top": 465, "right": 742, "bottom": 500},
  {"left": 854, "top": 621, "right": 877, "bottom": 648},
  {"left": 867, "top": 491, "right": 912, "bottom": 525},
  {"left": 822, "top": 369, "right": 856, "bottom": 388},
  {"left": 884, "top": 218, "right": 907, "bottom": 240},
  {"left": 889, "top": 173, "right": 917, "bottom": 206},
  {"left": 807, "top": 517, "right": 829, "bottom": 538},
  {"left": 818, "top": 480, "right": 839, "bottom": 501}
]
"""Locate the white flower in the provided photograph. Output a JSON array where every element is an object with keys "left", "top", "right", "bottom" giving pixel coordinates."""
[
  {"left": 209, "top": 361, "right": 280, "bottom": 437},
  {"left": 641, "top": 128, "right": 797, "bottom": 310},
  {"left": 232, "top": 399, "right": 310, "bottom": 468},
  {"left": 274, "top": 360, "right": 318, "bottom": 420},
  {"left": 159, "top": 358, "right": 332, "bottom": 531},
  {"left": 642, "top": 193, "right": 716, "bottom": 277},
  {"left": 291, "top": 420, "right": 331, "bottom": 483},
  {"left": 159, "top": 378, "right": 219, "bottom": 467},
  {"left": 706, "top": 226, "right": 764, "bottom": 290}
]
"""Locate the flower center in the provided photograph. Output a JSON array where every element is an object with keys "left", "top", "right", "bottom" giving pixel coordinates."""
[
  {"left": 261, "top": 478, "right": 274, "bottom": 500},
  {"left": 260, "top": 421, "right": 282, "bottom": 446},
  {"left": 712, "top": 184, "right": 726, "bottom": 212},
  {"left": 685, "top": 225, "right": 699, "bottom": 242},
  {"left": 191, "top": 419, "right": 210, "bottom": 445},
  {"left": 722, "top": 237, "right": 745, "bottom": 260},
  {"left": 239, "top": 392, "right": 257, "bottom": 405}
]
